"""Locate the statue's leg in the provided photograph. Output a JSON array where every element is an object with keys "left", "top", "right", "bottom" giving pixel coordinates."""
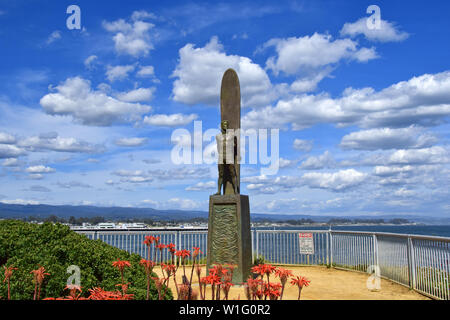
[
  {"left": 215, "top": 164, "right": 224, "bottom": 195},
  {"left": 216, "top": 177, "right": 223, "bottom": 195},
  {"left": 229, "top": 164, "right": 238, "bottom": 194}
]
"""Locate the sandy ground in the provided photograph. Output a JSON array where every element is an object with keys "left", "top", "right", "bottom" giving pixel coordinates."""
[{"left": 154, "top": 265, "right": 429, "bottom": 300}]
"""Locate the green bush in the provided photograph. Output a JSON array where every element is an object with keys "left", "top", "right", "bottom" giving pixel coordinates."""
[
  {"left": 253, "top": 255, "right": 267, "bottom": 266},
  {"left": 0, "top": 220, "right": 172, "bottom": 300}
]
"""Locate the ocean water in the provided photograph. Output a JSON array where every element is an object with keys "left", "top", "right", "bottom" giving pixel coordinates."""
[{"left": 258, "top": 225, "right": 450, "bottom": 238}]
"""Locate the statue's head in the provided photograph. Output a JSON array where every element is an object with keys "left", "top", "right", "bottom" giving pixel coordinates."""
[{"left": 221, "top": 120, "right": 229, "bottom": 131}]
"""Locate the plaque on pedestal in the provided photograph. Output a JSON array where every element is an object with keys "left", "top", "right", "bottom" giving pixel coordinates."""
[{"left": 207, "top": 194, "right": 252, "bottom": 284}]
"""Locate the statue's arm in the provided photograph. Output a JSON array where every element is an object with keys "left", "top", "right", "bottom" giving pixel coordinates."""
[{"left": 234, "top": 136, "right": 241, "bottom": 163}]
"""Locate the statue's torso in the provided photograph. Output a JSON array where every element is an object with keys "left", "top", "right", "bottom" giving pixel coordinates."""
[{"left": 216, "top": 132, "right": 235, "bottom": 164}]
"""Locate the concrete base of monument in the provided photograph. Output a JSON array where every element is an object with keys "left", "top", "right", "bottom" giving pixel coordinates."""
[{"left": 207, "top": 194, "right": 252, "bottom": 284}]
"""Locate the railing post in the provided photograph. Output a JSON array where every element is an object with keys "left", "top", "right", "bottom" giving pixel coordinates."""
[
  {"left": 256, "top": 230, "right": 259, "bottom": 262},
  {"left": 329, "top": 232, "right": 333, "bottom": 267},
  {"left": 326, "top": 231, "right": 330, "bottom": 267},
  {"left": 251, "top": 228, "right": 255, "bottom": 263},
  {"left": 407, "top": 237, "right": 416, "bottom": 290},
  {"left": 176, "top": 231, "right": 180, "bottom": 265},
  {"left": 373, "top": 234, "right": 379, "bottom": 268}
]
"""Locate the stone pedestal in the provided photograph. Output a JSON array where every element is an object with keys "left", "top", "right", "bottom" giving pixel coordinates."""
[{"left": 207, "top": 194, "right": 252, "bottom": 284}]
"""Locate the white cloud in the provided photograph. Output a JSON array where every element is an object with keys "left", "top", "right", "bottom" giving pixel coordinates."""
[
  {"left": 340, "top": 17, "right": 409, "bottom": 42},
  {"left": 40, "top": 77, "right": 151, "bottom": 126},
  {"left": 293, "top": 139, "right": 313, "bottom": 152},
  {"left": 373, "top": 165, "right": 414, "bottom": 177},
  {"left": 264, "top": 33, "right": 378, "bottom": 76},
  {"left": 131, "top": 10, "right": 157, "bottom": 21},
  {"left": 186, "top": 181, "right": 216, "bottom": 191},
  {"left": 26, "top": 185, "right": 52, "bottom": 193},
  {"left": 102, "top": 17, "right": 154, "bottom": 57},
  {"left": 116, "top": 87, "right": 155, "bottom": 102},
  {"left": 2, "top": 158, "right": 19, "bottom": 167},
  {"left": 166, "top": 198, "right": 202, "bottom": 210},
  {"left": 340, "top": 127, "right": 437, "bottom": 150},
  {"left": 143, "top": 113, "right": 198, "bottom": 127},
  {"left": 394, "top": 188, "right": 416, "bottom": 197},
  {"left": 300, "top": 151, "right": 335, "bottom": 170},
  {"left": 0, "top": 132, "right": 16, "bottom": 144},
  {"left": 142, "top": 158, "right": 161, "bottom": 164},
  {"left": 46, "top": 30, "right": 61, "bottom": 45},
  {"left": 301, "top": 169, "right": 367, "bottom": 192},
  {"left": 141, "top": 197, "right": 204, "bottom": 210},
  {"left": 28, "top": 174, "right": 43, "bottom": 180},
  {"left": 171, "top": 36, "right": 275, "bottom": 107},
  {"left": 26, "top": 165, "right": 55, "bottom": 173},
  {"left": 0, "top": 199, "right": 40, "bottom": 205},
  {"left": 114, "top": 137, "right": 148, "bottom": 147},
  {"left": 18, "top": 132, "right": 103, "bottom": 153},
  {"left": 56, "top": 181, "right": 92, "bottom": 189},
  {"left": 0, "top": 144, "right": 26, "bottom": 159},
  {"left": 148, "top": 167, "right": 211, "bottom": 180},
  {"left": 242, "top": 174, "right": 299, "bottom": 194},
  {"left": 278, "top": 157, "right": 296, "bottom": 168},
  {"left": 106, "top": 65, "right": 135, "bottom": 82},
  {"left": 387, "top": 146, "right": 449, "bottom": 165},
  {"left": 84, "top": 55, "right": 98, "bottom": 70},
  {"left": 136, "top": 65, "right": 155, "bottom": 77},
  {"left": 242, "top": 71, "right": 450, "bottom": 130},
  {"left": 290, "top": 68, "right": 332, "bottom": 93},
  {"left": 113, "top": 170, "right": 153, "bottom": 183}
]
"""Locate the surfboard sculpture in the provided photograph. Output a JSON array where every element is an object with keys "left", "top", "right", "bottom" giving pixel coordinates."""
[
  {"left": 220, "top": 69, "right": 241, "bottom": 194},
  {"left": 207, "top": 68, "right": 251, "bottom": 284}
]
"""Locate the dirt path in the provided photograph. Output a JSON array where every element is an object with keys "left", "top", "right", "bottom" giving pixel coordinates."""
[{"left": 154, "top": 265, "right": 429, "bottom": 300}]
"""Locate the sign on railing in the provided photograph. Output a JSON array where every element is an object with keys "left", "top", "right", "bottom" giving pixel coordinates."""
[{"left": 298, "top": 233, "right": 314, "bottom": 255}]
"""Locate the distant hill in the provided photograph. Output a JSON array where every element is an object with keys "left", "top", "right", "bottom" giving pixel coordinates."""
[
  {"left": 0, "top": 203, "right": 449, "bottom": 225},
  {"left": 0, "top": 203, "right": 207, "bottom": 221}
]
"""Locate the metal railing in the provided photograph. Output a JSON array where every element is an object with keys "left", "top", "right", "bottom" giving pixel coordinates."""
[
  {"left": 78, "top": 229, "right": 208, "bottom": 264},
  {"left": 75, "top": 228, "right": 450, "bottom": 300}
]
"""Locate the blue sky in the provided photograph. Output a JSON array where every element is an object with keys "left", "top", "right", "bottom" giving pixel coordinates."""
[{"left": 0, "top": 0, "right": 449, "bottom": 217}]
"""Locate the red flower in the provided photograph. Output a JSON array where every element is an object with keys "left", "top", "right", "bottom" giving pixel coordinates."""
[
  {"left": 290, "top": 276, "right": 311, "bottom": 288},
  {"left": 88, "top": 287, "right": 133, "bottom": 300},
  {"left": 155, "top": 243, "right": 167, "bottom": 251},
  {"left": 143, "top": 235, "right": 160, "bottom": 246},
  {"left": 290, "top": 276, "right": 311, "bottom": 300},
  {"left": 162, "top": 263, "right": 177, "bottom": 276},
  {"left": 3, "top": 265, "right": 18, "bottom": 300},
  {"left": 244, "top": 277, "right": 264, "bottom": 300},
  {"left": 140, "top": 259, "right": 157, "bottom": 273},
  {"left": 203, "top": 273, "right": 222, "bottom": 286},
  {"left": 252, "top": 264, "right": 276, "bottom": 282},
  {"left": 262, "top": 264, "right": 276, "bottom": 276},
  {"left": 251, "top": 264, "right": 274, "bottom": 277},
  {"left": 63, "top": 285, "right": 85, "bottom": 300},
  {"left": 263, "top": 282, "right": 282, "bottom": 300},
  {"left": 30, "top": 266, "right": 50, "bottom": 285},
  {"left": 3, "top": 265, "right": 17, "bottom": 282},
  {"left": 192, "top": 247, "right": 203, "bottom": 258},
  {"left": 167, "top": 243, "right": 176, "bottom": 253},
  {"left": 30, "top": 266, "right": 50, "bottom": 300},
  {"left": 175, "top": 249, "right": 191, "bottom": 258},
  {"left": 112, "top": 259, "right": 131, "bottom": 272},
  {"left": 275, "top": 267, "right": 293, "bottom": 284}
]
